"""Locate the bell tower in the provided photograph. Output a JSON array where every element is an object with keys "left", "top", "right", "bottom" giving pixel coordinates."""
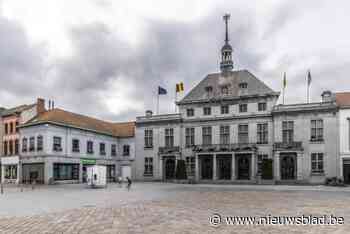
[{"left": 220, "top": 14, "right": 233, "bottom": 72}]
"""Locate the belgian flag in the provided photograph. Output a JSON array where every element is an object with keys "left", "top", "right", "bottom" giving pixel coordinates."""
[{"left": 176, "top": 82, "right": 184, "bottom": 93}]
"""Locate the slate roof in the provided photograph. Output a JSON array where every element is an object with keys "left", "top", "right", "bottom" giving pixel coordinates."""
[
  {"left": 179, "top": 70, "right": 279, "bottom": 104},
  {"left": 336, "top": 92, "right": 350, "bottom": 108},
  {"left": 1, "top": 104, "right": 36, "bottom": 117},
  {"left": 21, "top": 108, "right": 135, "bottom": 138}
]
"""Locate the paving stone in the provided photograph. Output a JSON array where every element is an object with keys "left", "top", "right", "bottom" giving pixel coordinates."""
[{"left": 0, "top": 184, "right": 350, "bottom": 233}]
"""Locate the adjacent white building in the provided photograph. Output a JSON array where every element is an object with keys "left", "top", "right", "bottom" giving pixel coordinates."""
[{"left": 18, "top": 108, "right": 135, "bottom": 184}]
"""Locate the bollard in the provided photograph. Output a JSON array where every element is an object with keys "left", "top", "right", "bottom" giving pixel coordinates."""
[{"left": 1, "top": 182, "right": 3, "bottom": 194}]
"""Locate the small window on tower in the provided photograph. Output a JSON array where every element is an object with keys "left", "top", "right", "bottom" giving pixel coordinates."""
[
  {"left": 239, "top": 82, "right": 248, "bottom": 89},
  {"left": 221, "top": 86, "right": 229, "bottom": 95}
]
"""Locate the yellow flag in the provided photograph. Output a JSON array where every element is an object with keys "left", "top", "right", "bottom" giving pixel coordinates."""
[{"left": 176, "top": 82, "right": 184, "bottom": 92}]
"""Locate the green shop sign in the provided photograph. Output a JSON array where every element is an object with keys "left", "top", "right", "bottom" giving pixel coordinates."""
[{"left": 81, "top": 159, "right": 96, "bottom": 165}]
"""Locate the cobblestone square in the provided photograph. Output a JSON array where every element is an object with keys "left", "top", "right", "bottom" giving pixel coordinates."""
[{"left": 0, "top": 183, "right": 350, "bottom": 233}]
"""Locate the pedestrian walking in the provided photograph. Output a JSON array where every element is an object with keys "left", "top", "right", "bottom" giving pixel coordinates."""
[{"left": 126, "top": 177, "right": 132, "bottom": 191}]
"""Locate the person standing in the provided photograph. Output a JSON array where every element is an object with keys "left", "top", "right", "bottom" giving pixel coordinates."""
[{"left": 126, "top": 177, "right": 132, "bottom": 191}]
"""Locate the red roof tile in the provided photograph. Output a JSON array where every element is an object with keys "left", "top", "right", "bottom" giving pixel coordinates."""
[{"left": 26, "top": 108, "right": 134, "bottom": 137}]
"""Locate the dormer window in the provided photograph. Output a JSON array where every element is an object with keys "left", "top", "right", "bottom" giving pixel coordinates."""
[
  {"left": 205, "top": 86, "right": 213, "bottom": 97},
  {"left": 239, "top": 82, "right": 248, "bottom": 89},
  {"left": 221, "top": 85, "right": 229, "bottom": 95}
]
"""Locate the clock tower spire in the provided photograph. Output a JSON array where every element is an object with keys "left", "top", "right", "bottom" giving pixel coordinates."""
[{"left": 220, "top": 14, "right": 234, "bottom": 72}]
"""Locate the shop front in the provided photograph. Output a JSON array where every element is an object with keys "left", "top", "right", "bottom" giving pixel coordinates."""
[{"left": 1, "top": 156, "right": 19, "bottom": 184}]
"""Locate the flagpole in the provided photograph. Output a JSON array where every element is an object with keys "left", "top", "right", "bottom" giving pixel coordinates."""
[
  {"left": 157, "top": 92, "right": 159, "bottom": 115},
  {"left": 307, "top": 70, "right": 311, "bottom": 103},
  {"left": 175, "top": 91, "right": 177, "bottom": 113},
  {"left": 307, "top": 83, "right": 309, "bottom": 103},
  {"left": 282, "top": 72, "right": 286, "bottom": 105}
]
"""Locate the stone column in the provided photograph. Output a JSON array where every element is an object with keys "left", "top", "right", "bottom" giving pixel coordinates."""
[
  {"left": 175, "top": 155, "right": 178, "bottom": 175},
  {"left": 251, "top": 153, "right": 256, "bottom": 181},
  {"left": 17, "top": 162, "right": 21, "bottom": 184},
  {"left": 297, "top": 152, "right": 303, "bottom": 180},
  {"left": 213, "top": 154, "right": 217, "bottom": 180},
  {"left": 340, "top": 157, "right": 343, "bottom": 179},
  {"left": 159, "top": 157, "right": 163, "bottom": 181},
  {"left": 1, "top": 164, "right": 4, "bottom": 183},
  {"left": 231, "top": 154, "right": 235, "bottom": 180},
  {"left": 275, "top": 152, "right": 280, "bottom": 181},
  {"left": 195, "top": 154, "right": 199, "bottom": 181}
]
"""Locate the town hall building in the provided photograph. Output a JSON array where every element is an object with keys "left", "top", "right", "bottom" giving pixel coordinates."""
[{"left": 134, "top": 14, "right": 341, "bottom": 184}]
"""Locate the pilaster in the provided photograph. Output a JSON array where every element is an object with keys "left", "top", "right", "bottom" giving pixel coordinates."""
[
  {"left": 213, "top": 154, "right": 217, "bottom": 180},
  {"left": 231, "top": 154, "right": 235, "bottom": 180}
]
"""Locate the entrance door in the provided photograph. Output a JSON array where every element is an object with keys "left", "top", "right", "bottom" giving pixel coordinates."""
[
  {"left": 165, "top": 158, "right": 176, "bottom": 180},
  {"left": 201, "top": 156, "right": 213, "bottom": 179},
  {"left": 280, "top": 153, "right": 296, "bottom": 180},
  {"left": 217, "top": 156, "right": 231, "bottom": 180},
  {"left": 237, "top": 154, "right": 250, "bottom": 180},
  {"left": 343, "top": 160, "right": 350, "bottom": 184},
  {"left": 82, "top": 166, "right": 87, "bottom": 183},
  {"left": 121, "top": 166, "right": 131, "bottom": 181}
]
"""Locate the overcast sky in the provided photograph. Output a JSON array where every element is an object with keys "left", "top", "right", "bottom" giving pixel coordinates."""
[{"left": 0, "top": 0, "right": 349, "bottom": 122}]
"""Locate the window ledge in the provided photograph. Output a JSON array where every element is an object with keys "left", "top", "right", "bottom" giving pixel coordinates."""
[
  {"left": 257, "top": 142, "right": 269, "bottom": 145},
  {"left": 310, "top": 140, "right": 324, "bottom": 144},
  {"left": 143, "top": 173, "right": 153, "bottom": 177},
  {"left": 144, "top": 147, "right": 153, "bottom": 150},
  {"left": 311, "top": 172, "right": 325, "bottom": 176}
]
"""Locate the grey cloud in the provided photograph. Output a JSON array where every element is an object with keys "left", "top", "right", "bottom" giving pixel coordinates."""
[
  {"left": 0, "top": 16, "right": 45, "bottom": 105},
  {"left": 1, "top": 2, "right": 350, "bottom": 121},
  {"left": 49, "top": 10, "right": 261, "bottom": 121}
]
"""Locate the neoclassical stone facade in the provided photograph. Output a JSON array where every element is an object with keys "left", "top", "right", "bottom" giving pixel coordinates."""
[{"left": 133, "top": 15, "right": 342, "bottom": 184}]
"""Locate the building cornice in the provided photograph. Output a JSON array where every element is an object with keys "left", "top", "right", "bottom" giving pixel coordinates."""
[
  {"left": 177, "top": 92, "right": 280, "bottom": 106},
  {"left": 183, "top": 114, "right": 272, "bottom": 123},
  {"left": 272, "top": 102, "right": 338, "bottom": 115},
  {"left": 19, "top": 121, "right": 121, "bottom": 139}
]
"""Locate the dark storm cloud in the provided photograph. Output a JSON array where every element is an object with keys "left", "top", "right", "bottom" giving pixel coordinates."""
[
  {"left": 48, "top": 9, "right": 262, "bottom": 121},
  {"left": 0, "top": 16, "right": 45, "bottom": 100},
  {"left": 1, "top": 1, "right": 349, "bottom": 121}
]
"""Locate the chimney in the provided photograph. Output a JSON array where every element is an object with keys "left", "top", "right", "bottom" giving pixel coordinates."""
[
  {"left": 37, "top": 98, "right": 46, "bottom": 114},
  {"left": 145, "top": 110, "right": 153, "bottom": 117}
]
